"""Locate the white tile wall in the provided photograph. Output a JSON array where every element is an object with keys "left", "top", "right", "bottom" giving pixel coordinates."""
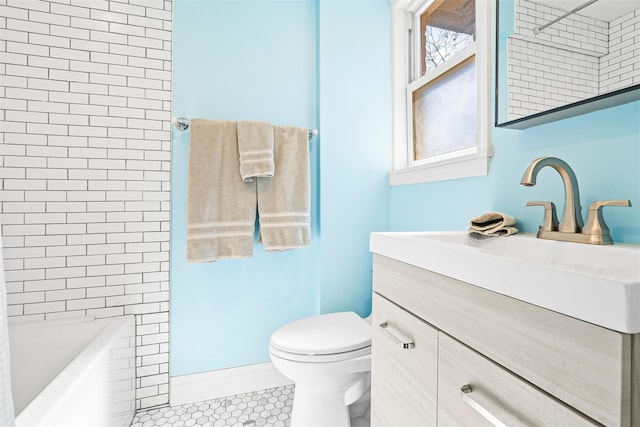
[
  {"left": 522, "top": 1, "right": 607, "bottom": 51},
  {"left": 506, "top": 0, "right": 639, "bottom": 121},
  {"left": 600, "top": 9, "right": 640, "bottom": 93},
  {"left": 0, "top": 0, "right": 172, "bottom": 410},
  {"left": 507, "top": 36, "right": 599, "bottom": 118},
  {"left": 507, "top": 0, "right": 607, "bottom": 120}
]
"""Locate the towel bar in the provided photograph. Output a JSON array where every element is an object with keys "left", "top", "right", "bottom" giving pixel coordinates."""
[{"left": 171, "top": 117, "right": 318, "bottom": 142}]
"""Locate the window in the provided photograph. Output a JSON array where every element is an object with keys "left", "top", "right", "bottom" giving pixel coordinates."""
[{"left": 390, "top": 0, "right": 492, "bottom": 185}]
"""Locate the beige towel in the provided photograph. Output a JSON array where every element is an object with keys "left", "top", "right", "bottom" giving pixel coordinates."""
[
  {"left": 469, "top": 211, "right": 519, "bottom": 239},
  {"left": 237, "top": 121, "right": 275, "bottom": 182},
  {"left": 257, "top": 125, "right": 311, "bottom": 251},
  {"left": 186, "top": 119, "right": 256, "bottom": 262}
]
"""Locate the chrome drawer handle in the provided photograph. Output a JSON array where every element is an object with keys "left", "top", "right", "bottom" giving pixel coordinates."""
[
  {"left": 378, "top": 322, "right": 415, "bottom": 349},
  {"left": 461, "top": 385, "right": 507, "bottom": 427}
]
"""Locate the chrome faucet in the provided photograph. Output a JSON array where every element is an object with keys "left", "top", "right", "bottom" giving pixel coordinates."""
[{"left": 521, "top": 156, "right": 631, "bottom": 245}]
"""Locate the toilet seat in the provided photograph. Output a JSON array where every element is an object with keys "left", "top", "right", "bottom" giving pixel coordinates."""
[
  {"left": 269, "top": 344, "right": 371, "bottom": 363},
  {"left": 269, "top": 311, "right": 371, "bottom": 363}
]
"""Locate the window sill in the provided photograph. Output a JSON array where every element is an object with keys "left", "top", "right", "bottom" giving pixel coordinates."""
[{"left": 389, "top": 151, "right": 491, "bottom": 186}]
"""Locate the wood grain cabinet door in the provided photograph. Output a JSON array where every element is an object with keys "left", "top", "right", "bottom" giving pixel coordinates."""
[
  {"left": 371, "top": 293, "right": 438, "bottom": 427},
  {"left": 437, "top": 333, "right": 598, "bottom": 427}
]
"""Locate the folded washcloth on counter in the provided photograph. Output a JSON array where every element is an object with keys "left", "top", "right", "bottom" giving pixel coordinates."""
[{"left": 468, "top": 211, "right": 519, "bottom": 240}]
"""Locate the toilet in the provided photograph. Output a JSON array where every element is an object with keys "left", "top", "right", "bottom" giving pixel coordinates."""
[{"left": 268, "top": 311, "right": 372, "bottom": 427}]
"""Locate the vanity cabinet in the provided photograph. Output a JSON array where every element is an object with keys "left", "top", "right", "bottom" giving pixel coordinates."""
[
  {"left": 371, "top": 293, "right": 438, "bottom": 426},
  {"left": 437, "top": 333, "right": 594, "bottom": 426},
  {"left": 371, "top": 254, "right": 638, "bottom": 426}
]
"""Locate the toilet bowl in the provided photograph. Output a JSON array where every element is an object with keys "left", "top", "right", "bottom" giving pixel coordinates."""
[{"left": 269, "top": 311, "right": 372, "bottom": 427}]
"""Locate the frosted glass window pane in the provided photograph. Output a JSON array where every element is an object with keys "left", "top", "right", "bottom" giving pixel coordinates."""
[{"left": 412, "top": 58, "right": 476, "bottom": 161}]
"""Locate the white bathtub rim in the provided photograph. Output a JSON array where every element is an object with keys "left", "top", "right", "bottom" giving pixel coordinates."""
[
  {"left": 8, "top": 313, "right": 96, "bottom": 328},
  {"left": 14, "top": 315, "right": 134, "bottom": 426}
]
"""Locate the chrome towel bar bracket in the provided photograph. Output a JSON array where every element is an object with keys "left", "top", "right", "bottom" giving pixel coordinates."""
[{"left": 171, "top": 116, "right": 318, "bottom": 142}]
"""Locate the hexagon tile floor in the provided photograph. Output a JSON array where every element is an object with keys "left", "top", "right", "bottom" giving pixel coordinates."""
[{"left": 131, "top": 385, "right": 294, "bottom": 427}]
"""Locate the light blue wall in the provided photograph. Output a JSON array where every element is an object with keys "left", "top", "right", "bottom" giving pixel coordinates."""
[
  {"left": 391, "top": 98, "right": 640, "bottom": 243},
  {"left": 171, "top": 0, "right": 390, "bottom": 376},
  {"left": 392, "top": 0, "right": 640, "bottom": 239},
  {"left": 318, "top": 0, "right": 391, "bottom": 316},
  {"left": 170, "top": 0, "right": 639, "bottom": 379}
]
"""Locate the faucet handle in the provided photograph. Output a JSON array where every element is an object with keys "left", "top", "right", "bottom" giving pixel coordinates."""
[
  {"left": 583, "top": 200, "right": 631, "bottom": 239},
  {"left": 526, "top": 201, "right": 559, "bottom": 232}
]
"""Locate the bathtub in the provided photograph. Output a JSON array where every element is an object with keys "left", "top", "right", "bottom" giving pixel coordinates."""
[{"left": 8, "top": 315, "right": 136, "bottom": 427}]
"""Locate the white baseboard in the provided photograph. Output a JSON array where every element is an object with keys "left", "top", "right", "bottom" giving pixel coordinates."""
[{"left": 170, "top": 362, "right": 293, "bottom": 406}]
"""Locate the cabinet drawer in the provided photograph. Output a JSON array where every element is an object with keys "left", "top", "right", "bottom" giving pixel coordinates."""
[
  {"left": 373, "top": 254, "right": 632, "bottom": 426},
  {"left": 371, "top": 293, "right": 438, "bottom": 427},
  {"left": 438, "top": 333, "right": 597, "bottom": 426}
]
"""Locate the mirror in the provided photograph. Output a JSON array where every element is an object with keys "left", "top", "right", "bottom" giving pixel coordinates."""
[{"left": 496, "top": 0, "right": 640, "bottom": 129}]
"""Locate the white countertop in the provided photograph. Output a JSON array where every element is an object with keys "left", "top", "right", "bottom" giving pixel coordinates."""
[{"left": 370, "top": 231, "right": 640, "bottom": 334}]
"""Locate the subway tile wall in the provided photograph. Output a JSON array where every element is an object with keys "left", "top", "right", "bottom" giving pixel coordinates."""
[
  {"left": 513, "top": 0, "right": 609, "bottom": 55},
  {"left": 600, "top": 9, "right": 640, "bottom": 94},
  {"left": 0, "top": 0, "right": 172, "bottom": 410},
  {"left": 507, "top": 0, "right": 639, "bottom": 121},
  {"left": 507, "top": 0, "right": 607, "bottom": 120},
  {"left": 507, "top": 36, "right": 599, "bottom": 118}
]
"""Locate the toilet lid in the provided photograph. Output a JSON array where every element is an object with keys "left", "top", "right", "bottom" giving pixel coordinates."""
[{"left": 270, "top": 311, "right": 371, "bottom": 356}]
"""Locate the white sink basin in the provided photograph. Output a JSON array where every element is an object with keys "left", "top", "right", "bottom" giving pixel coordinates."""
[{"left": 370, "top": 231, "right": 640, "bottom": 333}]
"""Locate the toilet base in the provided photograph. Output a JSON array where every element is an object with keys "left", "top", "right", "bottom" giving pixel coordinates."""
[
  {"left": 291, "top": 387, "right": 350, "bottom": 426},
  {"left": 290, "top": 374, "right": 369, "bottom": 427}
]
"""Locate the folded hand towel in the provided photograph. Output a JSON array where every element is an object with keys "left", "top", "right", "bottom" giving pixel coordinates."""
[
  {"left": 257, "top": 125, "right": 311, "bottom": 251},
  {"left": 186, "top": 119, "right": 257, "bottom": 262},
  {"left": 237, "top": 121, "right": 275, "bottom": 182},
  {"left": 469, "top": 211, "right": 519, "bottom": 239}
]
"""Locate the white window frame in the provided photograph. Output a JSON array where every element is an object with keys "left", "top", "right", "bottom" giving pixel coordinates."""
[{"left": 390, "top": 0, "right": 493, "bottom": 186}]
